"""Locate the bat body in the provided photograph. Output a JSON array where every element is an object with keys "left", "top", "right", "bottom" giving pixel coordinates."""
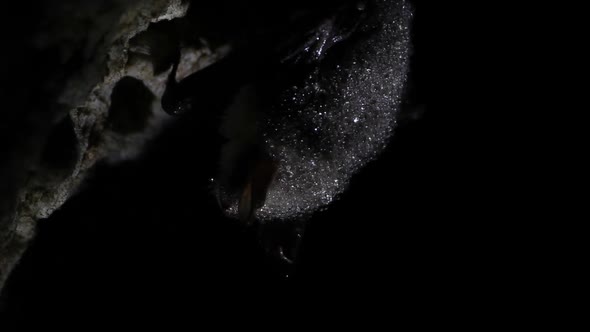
[{"left": 162, "top": 0, "right": 412, "bottom": 254}]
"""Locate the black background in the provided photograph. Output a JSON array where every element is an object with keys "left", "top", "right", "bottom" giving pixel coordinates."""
[{"left": 0, "top": 0, "right": 492, "bottom": 326}]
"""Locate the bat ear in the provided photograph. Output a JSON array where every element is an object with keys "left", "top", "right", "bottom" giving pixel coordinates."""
[
  {"left": 238, "top": 181, "right": 255, "bottom": 225},
  {"left": 238, "top": 157, "right": 278, "bottom": 225}
]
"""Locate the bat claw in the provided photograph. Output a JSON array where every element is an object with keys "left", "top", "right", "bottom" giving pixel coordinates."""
[{"left": 277, "top": 246, "right": 295, "bottom": 264}]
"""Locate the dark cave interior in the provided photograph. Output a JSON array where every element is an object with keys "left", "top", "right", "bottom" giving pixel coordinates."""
[{"left": 0, "top": 0, "right": 484, "bottom": 325}]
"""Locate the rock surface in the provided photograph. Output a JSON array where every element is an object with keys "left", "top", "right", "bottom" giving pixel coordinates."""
[{"left": 0, "top": 0, "right": 220, "bottom": 292}]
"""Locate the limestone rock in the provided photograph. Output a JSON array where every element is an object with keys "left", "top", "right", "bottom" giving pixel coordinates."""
[{"left": 0, "top": 0, "right": 220, "bottom": 292}]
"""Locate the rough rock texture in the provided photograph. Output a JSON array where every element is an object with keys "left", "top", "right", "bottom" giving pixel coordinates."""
[{"left": 0, "top": 0, "right": 221, "bottom": 292}]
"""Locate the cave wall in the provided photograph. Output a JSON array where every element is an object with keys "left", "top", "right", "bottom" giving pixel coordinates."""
[{"left": 0, "top": 0, "right": 222, "bottom": 292}]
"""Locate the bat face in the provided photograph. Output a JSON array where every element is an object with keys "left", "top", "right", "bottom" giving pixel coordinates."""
[{"left": 213, "top": 0, "right": 413, "bottom": 223}]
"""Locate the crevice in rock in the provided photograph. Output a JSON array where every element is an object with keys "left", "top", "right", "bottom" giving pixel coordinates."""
[
  {"left": 128, "top": 20, "right": 182, "bottom": 75},
  {"left": 107, "top": 77, "right": 155, "bottom": 134}
]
